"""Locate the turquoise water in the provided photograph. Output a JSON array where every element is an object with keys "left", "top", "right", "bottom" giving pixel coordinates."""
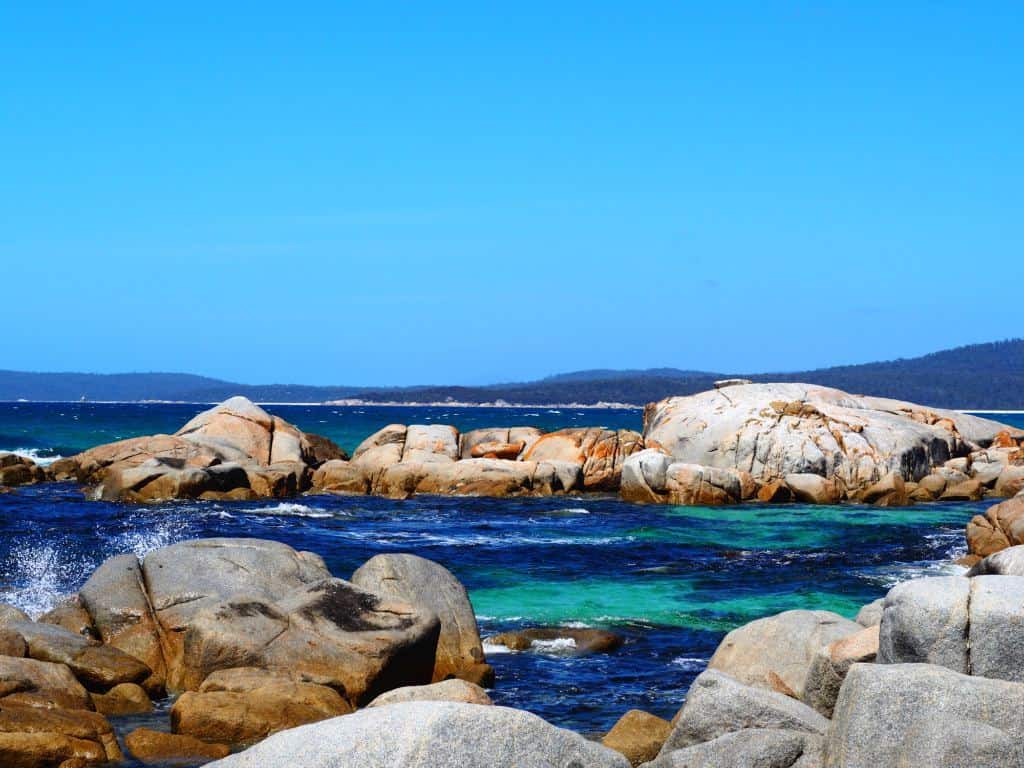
[{"left": 0, "top": 402, "right": 1018, "bottom": 758}]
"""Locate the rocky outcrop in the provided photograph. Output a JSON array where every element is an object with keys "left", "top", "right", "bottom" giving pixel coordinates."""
[
  {"left": 204, "top": 701, "right": 631, "bottom": 767},
  {"left": 638, "top": 383, "right": 1017, "bottom": 504},
  {"left": 825, "top": 663, "right": 1024, "bottom": 767},
  {"left": 707, "top": 610, "right": 861, "bottom": 700},
  {"left": 968, "top": 545, "right": 1024, "bottom": 576},
  {"left": 521, "top": 428, "right": 644, "bottom": 491},
  {"left": 352, "top": 554, "right": 493, "bottom": 686},
  {"left": 61, "top": 397, "right": 344, "bottom": 502}
]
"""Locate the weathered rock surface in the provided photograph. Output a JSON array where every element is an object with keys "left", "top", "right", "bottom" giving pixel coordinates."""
[
  {"left": 367, "top": 679, "right": 492, "bottom": 708},
  {"left": 521, "top": 428, "right": 643, "bottom": 491},
  {"left": 602, "top": 709, "right": 672, "bottom": 767},
  {"left": 620, "top": 451, "right": 746, "bottom": 506},
  {"left": 459, "top": 428, "right": 541, "bottom": 460},
  {"left": 708, "top": 610, "right": 860, "bottom": 700},
  {"left": 646, "top": 728, "right": 823, "bottom": 768},
  {"left": 204, "top": 701, "right": 631, "bottom": 767},
  {"left": 352, "top": 554, "right": 492, "bottom": 686},
  {"left": 642, "top": 383, "right": 1012, "bottom": 496},
  {"left": 125, "top": 727, "right": 230, "bottom": 764},
  {"left": 310, "top": 460, "right": 369, "bottom": 494},
  {"left": 663, "top": 670, "right": 827, "bottom": 755},
  {"left": 0, "top": 454, "right": 46, "bottom": 486},
  {"left": 172, "top": 668, "right": 352, "bottom": 745},
  {"left": 877, "top": 576, "right": 970, "bottom": 672},
  {"left": 824, "top": 663, "right": 1024, "bottom": 767}
]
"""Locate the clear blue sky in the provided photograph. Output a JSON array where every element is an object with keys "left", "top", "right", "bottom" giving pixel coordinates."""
[{"left": 2, "top": 3, "right": 1020, "bottom": 386}]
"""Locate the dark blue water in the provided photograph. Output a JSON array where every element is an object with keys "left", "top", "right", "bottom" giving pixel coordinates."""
[{"left": 0, "top": 403, "right": 1019, "bottom": 757}]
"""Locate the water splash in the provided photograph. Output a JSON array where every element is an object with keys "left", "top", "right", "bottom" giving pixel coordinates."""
[{"left": 0, "top": 540, "right": 93, "bottom": 617}]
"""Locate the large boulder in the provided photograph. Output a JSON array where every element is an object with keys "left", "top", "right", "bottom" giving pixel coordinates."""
[
  {"left": 352, "top": 554, "right": 493, "bottom": 686},
  {"left": 707, "top": 610, "right": 861, "bottom": 700},
  {"left": 374, "top": 459, "right": 571, "bottom": 499},
  {"left": 311, "top": 460, "right": 369, "bottom": 495},
  {"left": 620, "top": 452, "right": 745, "bottom": 506},
  {"left": 802, "top": 625, "right": 879, "bottom": 717},
  {"left": 645, "top": 729, "right": 823, "bottom": 768},
  {"left": 204, "top": 701, "right": 630, "bottom": 767},
  {"left": 662, "top": 670, "right": 828, "bottom": 754},
  {"left": 877, "top": 576, "right": 970, "bottom": 673},
  {"left": 125, "top": 727, "right": 230, "bottom": 765},
  {"left": 401, "top": 425, "right": 460, "bottom": 464},
  {"left": 641, "top": 383, "right": 1014, "bottom": 494},
  {"left": 824, "top": 663, "right": 1024, "bottom": 767},
  {"left": 459, "top": 428, "right": 542, "bottom": 460}
]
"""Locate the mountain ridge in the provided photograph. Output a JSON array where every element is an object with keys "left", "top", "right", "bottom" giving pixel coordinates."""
[{"left": 1, "top": 339, "right": 1021, "bottom": 409}]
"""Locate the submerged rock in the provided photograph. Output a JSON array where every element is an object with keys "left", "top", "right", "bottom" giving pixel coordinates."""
[
  {"left": 204, "top": 701, "right": 631, "bottom": 768},
  {"left": 485, "top": 627, "right": 624, "bottom": 655}
]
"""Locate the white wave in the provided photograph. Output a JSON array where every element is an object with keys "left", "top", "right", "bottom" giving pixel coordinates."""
[
  {"left": 530, "top": 637, "right": 577, "bottom": 654},
  {"left": 239, "top": 503, "right": 334, "bottom": 519},
  {"left": 670, "top": 656, "right": 708, "bottom": 671},
  {"left": 0, "top": 541, "right": 93, "bottom": 618},
  {"left": 481, "top": 642, "right": 515, "bottom": 655},
  {"left": 110, "top": 515, "right": 189, "bottom": 560},
  {"left": 3, "top": 448, "right": 63, "bottom": 466}
]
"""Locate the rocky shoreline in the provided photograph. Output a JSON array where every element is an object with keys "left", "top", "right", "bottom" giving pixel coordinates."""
[
  {"left": 2, "top": 535, "right": 1023, "bottom": 766},
  {"left": 3, "top": 382, "right": 1021, "bottom": 510}
]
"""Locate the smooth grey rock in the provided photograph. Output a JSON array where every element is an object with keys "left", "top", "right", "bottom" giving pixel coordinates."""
[
  {"left": 877, "top": 576, "right": 970, "bottom": 673},
  {"left": 801, "top": 626, "right": 878, "bottom": 717},
  {"left": 641, "top": 383, "right": 1012, "bottom": 491},
  {"left": 967, "top": 575, "right": 1024, "bottom": 682},
  {"left": 206, "top": 701, "right": 630, "bottom": 767},
  {"left": 854, "top": 599, "right": 883, "bottom": 627},
  {"left": 662, "top": 670, "right": 828, "bottom": 753},
  {"left": 708, "top": 610, "right": 861, "bottom": 698},
  {"left": 645, "top": 728, "right": 823, "bottom": 768},
  {"left": 968, "top": 545, "right": 1024, "bottom": 576},
  {"left": 824, "top": 663, "right": 1024, "bottom": 767},
  {"left": 352, "top": 553, "right": 493, "bottom": 686}
]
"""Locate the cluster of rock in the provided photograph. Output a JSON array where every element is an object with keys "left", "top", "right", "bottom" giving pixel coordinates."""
[
  {"left": 0, "top": 539, "right": 497, "bottom": 766},
  {"left": 964, "top": 494, "right": 1024, "bottom": 564},
  {"left": 314, "top": 422, "right": 644, "bottom": 499},
  {"left": 3, "top": 384, "right": 1020, "bottom": 507},
  {"left": 209, "top": 565, "right": 1024, "bottom": 767}
]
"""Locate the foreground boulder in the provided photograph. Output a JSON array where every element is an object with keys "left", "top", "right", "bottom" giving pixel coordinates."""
[
  {"left": 824, "top": 663, "right": 1024, "bottom": 767},
  {"left": 352, "top": 554, "right": 493, "bottom": 686},
  {"left": 879, "top": 574, "right": 1024, "bottom": 683},
  {"left": 661, "top": 670, "right": 828, "bottom": 753},
  {"left": 646, "top": 728, "right": 823, "bottom": 768},
  {"left": 0, "top": 656, "right": 93, "bottom": 710},
  {"left": 0, "top": 704, "right": 123, "bottom": 765},
  {"left": 641, "top": 383, "right": 1015, "bottom": 498},
  {"left": 802, "top": 625, "right": 879, "bottom": 717},
  {"left": 707, "top": 610, "right": 860, "bottom": 700},
  {"left": 205, "top": 701, "right": 630, "bottom": 767},
  {"left": 125, "top": 728, "right": 230, "bottom": 765},
  {"left": 75, "top": 539, "right": 441, "bottom": 703}
]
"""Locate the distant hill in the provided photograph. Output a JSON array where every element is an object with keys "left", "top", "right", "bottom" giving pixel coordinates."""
[{"left": 2, "top": 339, "right": 1022, "bottom": 408}]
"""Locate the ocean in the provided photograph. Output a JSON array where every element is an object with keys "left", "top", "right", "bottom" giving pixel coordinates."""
[{"left": 1, "top": 402, "right": 1021, "bottom": 759}]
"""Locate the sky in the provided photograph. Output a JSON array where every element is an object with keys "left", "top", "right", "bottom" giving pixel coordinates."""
[{"left": 1, "top": 3, "right": 1021, "bottom": 386}]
